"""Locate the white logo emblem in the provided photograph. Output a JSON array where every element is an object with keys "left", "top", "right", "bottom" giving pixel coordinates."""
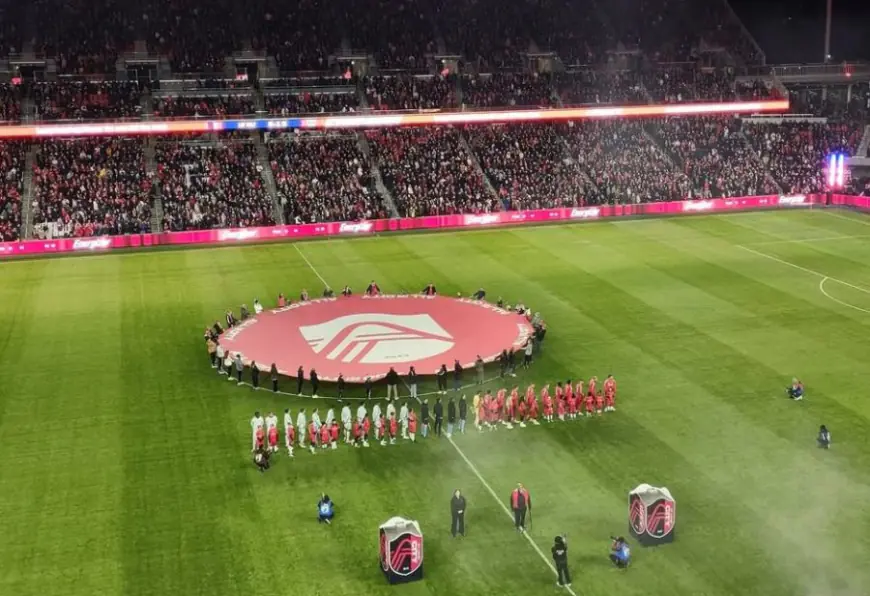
[
  {"left": 218, "top": 229, "right": 259, "bottom": 241},
  {"left": 300, "top": 314, "right": 454, "bottom": 364},
  {"left": 72, "top": 238, "right": 112, "bottom": 250},
  {"left": 464, "top": 214, "right": 500, "bottom": 225},
  {"left": 778, "top": 194, "right": 806, "bottom": 205},
  {"left": 339, "top": 222, "right": 374, "bottom": 233},
  {"left": 682, "top": 200, "right": 714, "bottom": 212},
  {"left": 570, "top": 207, "right": 601, "bottom": 219}
]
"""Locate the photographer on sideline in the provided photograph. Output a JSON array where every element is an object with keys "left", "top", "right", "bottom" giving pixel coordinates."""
[
  {"left": 610, "top": 536, "right": 631, "bottom": 568},
  {"left": 552, "top": 534, "right": 571, "bottom": 588}
]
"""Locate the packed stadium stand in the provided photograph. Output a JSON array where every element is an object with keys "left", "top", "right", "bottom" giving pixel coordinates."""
[{"left": 0, "top": 0, "right": 864, "bottom": 241}]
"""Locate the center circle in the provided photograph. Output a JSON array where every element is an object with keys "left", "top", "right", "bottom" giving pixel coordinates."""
[{"left": 219, "top": 295, "right": 534, "bottom": 382}]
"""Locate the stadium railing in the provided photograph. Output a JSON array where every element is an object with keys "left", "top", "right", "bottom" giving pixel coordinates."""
[{"left": 1, "top": 193, "right": 862, "bottom": 259}]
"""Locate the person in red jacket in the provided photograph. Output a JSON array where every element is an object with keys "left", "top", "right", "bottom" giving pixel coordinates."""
[
  {"left": 267, "top": 425, "right": 278, "bottom": 453},
  {"left": 584, "top": 391, "right": 595, "bottom": 417},
  {"left": 319, "top": 422, "right": 330, "bottom": 450},
  {"left": 330, "top": 421, "right": 340, "bottom": 449},
  {"left": 362, "top": 415, "right": 371, "bottom": 448},
  {"left": 408, "top": 409, "right": 417, "bottom": 442},
  {"left": 389, "top": 414, "right": 398, "bottom": 445},
  {"left": 510, "top": 483, "right": 531, "bottom": 532},
  {"left": 255, "top": 426, "right": 265, "bottom": 451},
  {"left": 308, "top": 421, "right": 318, "bottom": 454}
]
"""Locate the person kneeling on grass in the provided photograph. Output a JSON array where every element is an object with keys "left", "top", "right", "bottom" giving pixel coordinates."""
[
  {"left": 787, "top": 378, "right": 804, "bottom": 401},
  {"left": 818, "top": 425, "right": 831, "bottom": 449},
  {"left": 609, "top": 536, "right": 630, "bottom": 568},
  {"left": 253, "top": 447, "right": 271, "bottom": 473},
  {"left": 318, "top": 494, "right": 335, "bottom": 524}
]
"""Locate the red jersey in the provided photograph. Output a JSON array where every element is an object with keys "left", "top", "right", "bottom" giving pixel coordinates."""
[
  {"left": 525, "top": 385, "right": 535, "bottom": 403},
  {"left": 377, "top": 417, "right": 386, "bottom": 438},
  {"left": 595, "top": 393, "right": 605, "bottom": 409},
  {"left": 565, "top": 383, "right": 573, "bottom": 401},
  {"left": 510, "top": 388, "right": 519, "bottom": 408},
  {"left": 278, "top": 295, "right": 286, "bottom": 307},
  {"left": 496, "top": 389, "right": 506, "bottom": 409},
  {"left": 319, "top": 424, "right": 330, "bottom": 444},
  {"left": 518, "top": 401, "right": 527, "bottom": 419},
  {"left": 352, "top": 420, "right": 361, "bottom": 439},
  {"left": 542, "top": 394, "right": 553, "bottom": 415},
  {"left": 389, "top": 417, "right": 398, "bottom": 436},
  {"left": 588, "top": 378, "right": 597, "bottom": 395},
  {"left": 330, "top": 423, "right": 340, "bottom": 442},
  {"left": 286, "top": 424, "right": 296, "bottom": 443},
  {"left": 541, "top": 386, "right": 550, "bottom": 403},
  {"left": 255, "top": 427, "right": 265, "bottom": 447},
  {"left": 555, "top": 385, "right": 564, "bottom": 401},
  {"left": 557, "top": 398, "right": 566, "bottom": 416},
  {"left": 528, "top": 396, "right": 539, "bottom": 418},
  {"left": 585, "top": 393, "right": 595, "bottom": 412},
  {"left": 308, "top": 422, "right": 317, "bottom": 444},
  {"left": 409, "top": 412, "right": 417, "bottom": 433},
  {"left": 567, "top": 394, "right": 577, "bottom": 414},
  {"left": 363, "top": 417, "right": 371, "bottom": 436},
  {"left": 605, "top": 393, "right": 615, "bottom": 407},
  {"left": 604, "top": 377, "right": 616, "bottom": 397},
  {"left": 575, "top": 381, "right": 583, "bottom": 398},
  {"left": 268, "top": 426, "right": 278, "bottom": 446}
]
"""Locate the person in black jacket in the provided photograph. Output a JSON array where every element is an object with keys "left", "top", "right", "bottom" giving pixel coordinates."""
[
  {"left": 421, "top": 399, "right": 430, "bottom": 438},
  {"left": 251, "top": 361, "right": 260, "bottom": 390},
  {"left": 450, "top": 489, "right": 466, "bottom": 537},
  {"left": 364, "top": 376, "right": 373, "bottom": 399},
  {"left": 447, "top": 396, "right": 456, "bottom": 438},
  {"left": 458, "top": 395, "right": 467, "bottom": 434},
  {"left": 552, "top": 535, "right": 571, "bottom": 588},
  {"left": 386, "top": 367, "right": 399, "bottom": 400},
  {"left": 453, "top": 360, "right": 463, "bottom": 393},
  {"left": 296, "top": 366, "right": 305, "bottom": 396},
  {"left": 436, "top": 364, "right": 448, "bottom": 394},
  {"left": 270, "top": 363, "right": 279, "bottom": 392},
  {"left": 507, "top": 348, "right": 516, "bottom": 377},
  {"left": 434, "top": 397, "right": 444, "bottom": 437},
  {"left": 337, "top": 373, "right": 346, "bottom": 402},
  {"left": 407, "top": 366, "right": 418, "bottom": 401},
  {"left": 310, "top": 368, "right": 319, "bottom": 397}
]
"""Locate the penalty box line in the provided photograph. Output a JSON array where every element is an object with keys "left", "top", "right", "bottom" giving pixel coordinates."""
[
  {"left": 736, "top": 244, "right": 870, "bottom": 296},
  {"left": 402, "top": 380, "right": 578, "bottom": 595}
]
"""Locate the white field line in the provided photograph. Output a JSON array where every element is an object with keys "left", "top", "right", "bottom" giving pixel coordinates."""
[
  {"left": 818, "top": 277, "right": 870, "bottom": 314},
  {"left": 293, "top": 243, "right": 331, "bottom": 288},
  {"left": 745, "top": 234, "right": 870, "bottom": 247},
  {"left": 822, "top": 210, "right": 870, "bottom": 227}
]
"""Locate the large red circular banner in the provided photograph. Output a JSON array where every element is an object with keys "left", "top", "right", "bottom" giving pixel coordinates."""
[{"left": 218, "top": 295, "right": 534, "bottom": 382}]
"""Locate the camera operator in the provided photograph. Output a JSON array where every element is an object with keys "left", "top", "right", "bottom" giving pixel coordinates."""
[
  {"left": 610, "top": 536, "right": 631, "bottom": 568},
  {"left": 253, "top": 446, "right": 270, "bottom": 473},
  {"left": 551, "top": 534, "right": 571, "bottom": 588}
]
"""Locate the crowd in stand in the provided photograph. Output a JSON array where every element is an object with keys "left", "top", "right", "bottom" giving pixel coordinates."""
[
  {"left": 264, "top": 91, "right": 358, "bottom": 115},
  {"left": 270, "top": 134, "right": 387, "bottom": 223},
  {"left": 557, "top": 71, "right": 647, "bottom": 106},
  {"left": 0, "top": 142, "right": 25, "bottom": 241},
  {"left": 365, "top": 75, "right": 456, "bottom": 111},
  {"left": 349, "top": 0, "right": 437, "bottom": 70},
  {"left": 31, "top": 139, "right": 152, "bottom": 238},
  {"left": 463, "top": 74, "right": 554, "bottom": 108},
  {"left": 157, "top": 139, "right": 274, "bottom": 230},
  {"left": 465, "top": 123, "right": 591, "bottom": 210},
  {"left": 250, "top": 0, "right": 343, "bottom": 72},
  {"left": 743, "top": 122, "right": 862, "bottom": 194},
  {"left": 651, "top": 117, "right": 778, "bottom": 198},
  {"left": 0, "top": 84, "right": 21, "bottom": 122},
  {"left": 154, "top": 95, "right": 256, "bottom": 118},
  {"left": 30, "top": 82, "right": 143, "bottom": 120},
  {"left": 369, "top": 126, "right": 495, "bottom": 216}
]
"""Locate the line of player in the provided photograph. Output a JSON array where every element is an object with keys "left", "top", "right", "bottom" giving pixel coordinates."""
[{"left": 249, "top": 375, "right": 617, "bottom": 457}]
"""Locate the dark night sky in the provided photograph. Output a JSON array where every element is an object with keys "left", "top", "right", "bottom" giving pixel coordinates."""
[{"left": 728, "top": 0, "right": 870, "bottom": 64}]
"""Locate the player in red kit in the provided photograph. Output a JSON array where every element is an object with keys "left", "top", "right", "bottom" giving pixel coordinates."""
[
  {"left": 285, "top": 422, "right": 296, "bottom": 457},
  {"left": 588, "top": 376, "right": 598, "bottom": 397},
  {"left": 595, "top": 391, "right": 605, "bottom": 415},
  {"left": 517, "top": 399, "right": 528, "bottom": 427},
  {"left": 409, "top": 410, "right": 417, "bottom": 442},
  {"left": 541, "top": 385, "right": 553, "bottom": 422},
  {"left": 308, "top": 421, "right": 318, "bottom": 454},
  {"left": 604, "top": 374, "right": 617, "bottom": 412},
  {"left": 555, "top": 382, "right": 564, "bottom": 404},
  {"left": 351, "top": 420, "right": 361, "bottom": 448},
  {"left": 564, "top": 381, "right": 574, "bottom": 419},
  {"left": 255, "top": 426, "right": 265, "bottom": 450},
  {"left": 510, "top": 387, "right": 519, "bottom": 420},
  {"left": 496, "top": 389, "right": 506, "bottom": 425},
  {"left": 362, "top": 415, "right": 371, "bottom": 447},
  {"left": 585, "top": 391, "right": 595, "bottom": 417},
  {"left": 319, "top": 423, "right": 330, "bottom": 450},
  {"left": 330, "top": 421, "right": 339, "bottom": 449},
  {"left": 377, "top": 414, "right": 387, "bottom": 446},
  {"left": 557, "top": 395, "right": 566, "bottom": 421},
  {"left": 527, "top": 391, "right": 540, "bottom": 425},
  {"left": 267, "top": 425, "right": 278, "bottom": 453},
  {"left": 575, "top": 380, "right": 583, "bottom": 403},
  {"left": 389, "top": 414, "right": 398, "bottom": 445}
]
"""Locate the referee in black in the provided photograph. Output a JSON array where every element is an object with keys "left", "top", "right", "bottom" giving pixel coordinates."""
[
  {"left": 450, "top": 489, "right": 466, "bottom": 537},
  {"left": 552, "top": 534, "right": 571, "bottom": 588}
]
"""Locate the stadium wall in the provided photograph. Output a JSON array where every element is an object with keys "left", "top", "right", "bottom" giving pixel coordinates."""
[{"left": 3, "top": 194, "right": 866, "bottom": 259}]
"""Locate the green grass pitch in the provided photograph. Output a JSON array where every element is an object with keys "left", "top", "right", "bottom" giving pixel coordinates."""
[{"left": 2, "top": 208, "right": 870, "bottom": 596}]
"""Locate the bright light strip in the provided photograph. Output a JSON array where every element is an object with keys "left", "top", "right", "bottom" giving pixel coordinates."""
[
  {"left": 836, "top": 153, "right": 845, "bottom": 188},
  {"left": 0, "top": 99, "right": 789, "bottom": 139},
  {"left": 828, "top": 154, "right": 837, "bottom": 188}
]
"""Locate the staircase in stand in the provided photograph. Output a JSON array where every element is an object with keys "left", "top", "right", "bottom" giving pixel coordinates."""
[
  {"left": 253, "top": 133, "right": 284, "bottom": 224},
  {"left": 857, "top": 125, "right": 870, "bottom": 158},
  {"left": 458, "top": 131, "right": 501, "bottom": 203},
  {"left": 20, "top": 143, "right": 38, "bottom": 239},
  {"left": 356, "top": 132, "right": 399, "bottom": 217}
]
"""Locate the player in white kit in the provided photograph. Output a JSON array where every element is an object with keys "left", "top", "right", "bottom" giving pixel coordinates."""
[
  {"left": 250, "top": 411, "right": 264, "bottom": 452},
  {"left": 341, "top": 405, "right": 352, "bottom": 443},
  {"left": 399, "top": 402, "right": 409, "bottom": 439},
  {"left": 264, "top": 412, "right": 279, "bottom": 452},
  {"left": 296, "top": 409, "right": 307, "bottom": 448}
]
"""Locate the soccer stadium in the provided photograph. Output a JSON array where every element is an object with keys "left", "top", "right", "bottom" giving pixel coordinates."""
[{"left": 1, "top": 0, "right": 870, "bottom": 595}]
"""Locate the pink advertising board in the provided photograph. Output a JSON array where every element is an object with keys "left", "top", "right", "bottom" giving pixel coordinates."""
[{"left": 1, "top": 193, "right": 862, "bottom": 259}]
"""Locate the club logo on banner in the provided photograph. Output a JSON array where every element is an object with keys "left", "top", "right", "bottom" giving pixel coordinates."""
[
  {"left": 299, "top": 314, "right": 454, "bottom": 364},
  {"left": 389, "top": 533, "right": 423, "bottom": 576},
  {"left": 628, "top": 484, "right": 676, "bottom": 546}
]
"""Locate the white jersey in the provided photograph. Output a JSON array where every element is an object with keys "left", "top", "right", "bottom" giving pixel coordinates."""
[
  {"left": 325, "top": 408, "right": 335, "bottom": 425},
  {"left": 296, "top": 411, "right": 307, "bottom": 430},
  {"left": 311, "top": 411, "right": 322, "bottom": 430},
  {"left": 254, "top": 302, "right": 263, "bottom": 314},
  {"left": 283, "top": 411, "right": 293, "bottom": 429},
  {"left": 265, "top": 414, "right": 278, "bottom": 429},
  {"left": 216, "top": 345, "right": 225, "bottom": 359},
  {"left": 399, "top": 404, "right": 409, "bottom": 423},
  {"left": 372, "top": 404, "right": 382, "bottom": 424},
  {"left": 250, "top": 416, "right": 264, "bottom": 432},
  {"left": 341, "top": 406, "right": 352, "bottom": 425},
  {"left": 386, "top": 402, "right": 396, "bottom": 420},
  {"left": 357, "top": 404, "right": 367, "bottom": 423}
]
